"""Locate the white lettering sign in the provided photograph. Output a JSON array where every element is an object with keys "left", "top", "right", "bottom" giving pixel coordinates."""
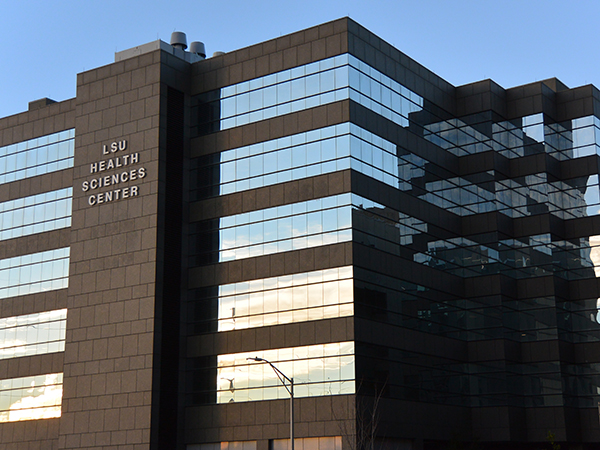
[{"left": 81, "top": 140, "right": 146, "bottom": 206}]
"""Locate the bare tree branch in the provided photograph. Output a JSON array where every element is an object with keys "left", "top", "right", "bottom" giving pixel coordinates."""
[{"left": 334, "top": 381, "right": 386, "bottom": 450}]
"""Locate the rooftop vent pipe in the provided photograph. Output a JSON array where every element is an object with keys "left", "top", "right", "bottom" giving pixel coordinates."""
[
  {"left": 213, "top": 51, "right": 226, "bottom": 57},
  {"left": 189, "top": 41, "right": 206, "bottom": 59},
  {"left": 170, "top": 31, "right": 187, "bottom": 50}
]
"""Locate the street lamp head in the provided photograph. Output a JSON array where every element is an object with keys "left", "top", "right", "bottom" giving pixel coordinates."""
[{"left": 244, "top": 355, "right": 294, "bottom": 450}]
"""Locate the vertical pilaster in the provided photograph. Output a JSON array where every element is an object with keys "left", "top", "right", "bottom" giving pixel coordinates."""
[{"left": 59, "top": 51, "right": 163, "bottom": 449}]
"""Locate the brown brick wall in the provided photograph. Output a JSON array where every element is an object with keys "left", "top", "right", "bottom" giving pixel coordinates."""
[{"left": 58, "top": 49, "right": 164, "bottom": 450}]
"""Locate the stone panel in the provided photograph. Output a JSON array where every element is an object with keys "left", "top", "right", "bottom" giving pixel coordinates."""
[{"left": 58, "top": 49, "right": 166, "bottom": 450}]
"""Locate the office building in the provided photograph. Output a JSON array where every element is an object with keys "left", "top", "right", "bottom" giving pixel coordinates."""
[{"left": 1, "top": 17, "right": 600, "bottom": 450}]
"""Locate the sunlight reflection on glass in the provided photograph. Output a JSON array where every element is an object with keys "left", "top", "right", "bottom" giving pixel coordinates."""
[
  {"left": 218, "top": 268, "right": 353, "bottom": 331},
  {"left": 217, "top": 343, "right": 355, "bottom": 403},
  {"left": 0, "top": 373, "right": 62, "bottom": 423},
  {"left": 588, "top": 235, "right": 600, "bottom": 324},
  {"left": 0, "top": 309, "right": 66, "bottom": 360}
]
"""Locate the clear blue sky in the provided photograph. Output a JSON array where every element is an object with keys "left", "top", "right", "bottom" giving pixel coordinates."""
[{"left": 1, "top": 0, "right": 599, "bottom": 118}]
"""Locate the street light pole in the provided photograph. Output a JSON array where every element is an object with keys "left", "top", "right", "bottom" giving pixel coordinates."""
[{"left": 247, "top": 357, "right": 294, "bottom": 450}]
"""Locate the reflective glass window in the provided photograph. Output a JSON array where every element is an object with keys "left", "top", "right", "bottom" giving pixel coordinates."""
[
  {"left": 560, "top": 361, "right": 600, "bottom": 406},
  {"left": 399, "top": 151, "right": 500, "bottom": 217},
  {"left": 217, "top": 266, "right": 353, "bottom": 331},
  {"left": 420, "top": 176, "right": 496, "bottom": 216},
  {"left": 192, "top": 124, "right": 397, "bottom": 199},
  {"left": 0, "top": 188, "right": 72, "bottom": 241},
  {"left": 492, "top": 120, "right": 526, "bottom": 158},
  {"left": 426, "top": 115, "right": 544, "bottom": 160},
  {"left": 272, "top": 437, "right": 342, "bottom": 450},
  {"left": 425, "top": 114, "right": 600, "bottom": 162},
  {"left": 217, "top": 194, "right": 353, "bottom": 262},
  {"left": 195, "top": 55, "right": 423, "bottom": 134},
  {"left": 546, "top": 177, "right": 590, "bottom": 219},
  {"left": 188, "top": 442, "right": 258, "bottom": 450},
  {"left": 399, "top": 139, "right": 600, "bottom": 220},
  {"left": 569, "top": 116, "right": 600, "bottom": 158},
  {"left": 0, "top": 373, "right": 62, "bottom": 422},
  {"left": 390, "top": 220, "right": 600, "bottom": 283},
  {"left": 0, "top": 309, "right": 67, "bottom": 360},
  {"left": 412, "top": 236, "right": 502, "bottom": 278},
  {"left": 351, "top": 198, "right": 567, "bottom": 280},
  {"left": 217, "top": 342, "right": 355, "bottom": 403},
  {"left": 560, "top": 299, "right": 600, "bottom": 343},
  {"left": 424, "top": 118, "right": 493, "bottom": 157},
  {"left": 522, "top": 113, "right": 544, "bottom": 143},
  {"left": 192, "top": 193, "right": 405, "bottom": 267},
  {"left": 0, "top": 248, "right": 70, "bottom": 300},
  {"left": 0, "top": 130, "right": 74, "bottom": 185}
]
